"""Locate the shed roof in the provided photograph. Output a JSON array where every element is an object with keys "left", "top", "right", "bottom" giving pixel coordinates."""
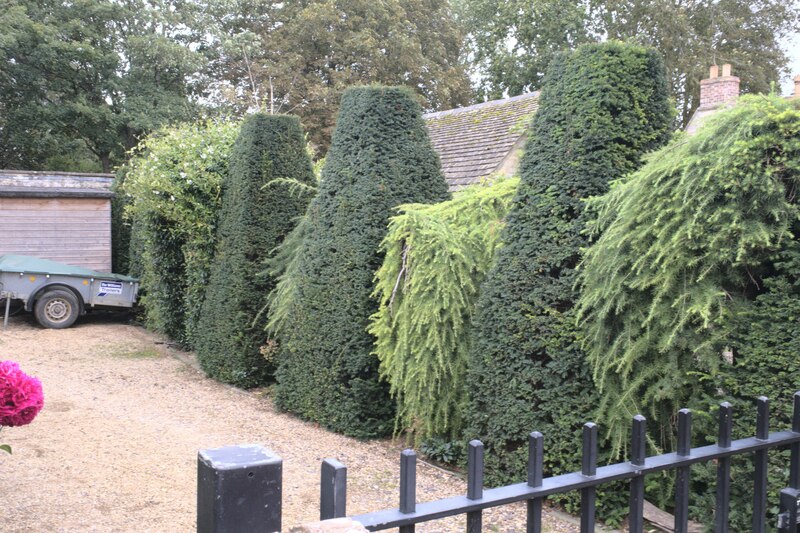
[
  {"left": 424, "top": 92, "right": 539, "bottom": 190},
  {"left": 0, "top": 170, "right": 115, "bottom": 199}
]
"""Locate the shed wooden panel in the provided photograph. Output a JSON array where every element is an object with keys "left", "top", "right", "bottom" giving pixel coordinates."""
[{"left": 0, "top": 198, "right": 112, "bottom": 272}]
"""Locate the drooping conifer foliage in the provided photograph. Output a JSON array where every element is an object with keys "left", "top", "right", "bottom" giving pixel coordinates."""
[
  {"left": 274, "top": 86, "right": 450, "bottom": 438},
  {"left": 577, "top": 94, "right": 800, "bottom": 530},
  {"left": 370, "top": 177, "right": 518, "bottom": 443},
  {"left": 466, "top": 42, "right": 673, "bottom": 486},
  {"left": 196, "top": 113, "right": 315, "bottom": 388},
  {"left": 577, "top": 95, "right": 800, "bottom": 451}
]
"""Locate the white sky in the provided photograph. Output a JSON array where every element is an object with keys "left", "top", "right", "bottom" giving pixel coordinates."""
[{"left": 782, "top": 32, "right": 800, "bottom": 95}]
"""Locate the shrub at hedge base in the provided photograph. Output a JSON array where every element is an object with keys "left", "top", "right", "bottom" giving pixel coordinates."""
[
  {"left": 465, "top": 42, "right": 672, "bottom": 524},
  {"left": 274, "top": 86, "right": 450, "bottom": 438},
  {"left": 122, "top": 121, "right": 239, "bottom": 346},
  {"left": 196, "top": 113, "right": 315, "bottom": 388}
]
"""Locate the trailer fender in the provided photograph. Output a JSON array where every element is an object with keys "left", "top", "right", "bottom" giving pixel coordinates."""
[{"left": 27, "top": 283, "right": 85, "bottom": 314}]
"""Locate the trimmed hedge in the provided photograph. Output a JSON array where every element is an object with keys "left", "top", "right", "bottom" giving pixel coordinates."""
[
  {"left": 465, "top": 40, "right": 673, "bottom": 511},
  {"left": 274, "top": 86, "right": 450, "bottom": 438},
  {"left": 196, "top": 113, "right": 315, "bottom": 388}
]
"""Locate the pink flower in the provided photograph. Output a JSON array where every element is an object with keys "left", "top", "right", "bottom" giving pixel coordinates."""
[{"left": 0, "top": 361, "right": 44, "bottom": 427}]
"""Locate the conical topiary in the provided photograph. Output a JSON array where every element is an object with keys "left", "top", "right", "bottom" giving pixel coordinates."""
[
  {"left": 196, "top": 113, "right": 315, "bottom": 387},
  {"left": 274, "top": 86, "right": 450, "bottom": 438},
  {"left": 466, "top": 42, "right": 673, "bottom": 484}
]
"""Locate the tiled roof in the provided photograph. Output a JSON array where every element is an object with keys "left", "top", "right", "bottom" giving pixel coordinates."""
[{"left": 424, "top": 92, "right": 539, "bottom": 191}]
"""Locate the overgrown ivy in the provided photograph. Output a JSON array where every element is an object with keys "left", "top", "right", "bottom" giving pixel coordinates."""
[
  {"left": 369, "top": 177, "right": 519, "bottom": 443},
  {"left": 121, "top": 120, "right": 239, "bottom": 346}
]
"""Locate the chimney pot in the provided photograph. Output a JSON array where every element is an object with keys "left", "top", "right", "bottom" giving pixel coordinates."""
[{"left": 699, "top": 63, "right": 740, "bottom": 109}]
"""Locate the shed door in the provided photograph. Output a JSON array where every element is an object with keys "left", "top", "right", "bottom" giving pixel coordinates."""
[{"left": 0, "top": 197, "right": 112, "bottom": 272}]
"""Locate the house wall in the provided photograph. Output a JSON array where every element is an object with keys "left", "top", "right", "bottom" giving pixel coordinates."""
[{"left": 0, "top": 197, "right": 112, "bottom": 272}]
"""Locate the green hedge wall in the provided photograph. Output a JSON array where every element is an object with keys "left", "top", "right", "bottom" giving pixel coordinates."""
[
  {"left": 274, "top": 86, "right": 450, "bottom": 438},
  {"left": 465, "top": 41, "right": 673, "bottom": 508},
  {"left": 196, "top": 113, "right": 315, "bottom": 388}
]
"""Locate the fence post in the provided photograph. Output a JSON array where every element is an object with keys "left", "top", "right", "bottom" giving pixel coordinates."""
[
  {"left": 197, "top": 444, "right": 282, "bottom": 533},
  {"left": 320, "top": 458, "right": 347, "bottom": 520}
]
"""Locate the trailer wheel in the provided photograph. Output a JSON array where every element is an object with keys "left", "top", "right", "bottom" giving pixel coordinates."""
[{"left": 35, "top": 290, "right": 80, "bottom": 329}]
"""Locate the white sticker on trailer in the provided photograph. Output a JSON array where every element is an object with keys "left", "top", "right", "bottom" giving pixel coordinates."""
[{"left": 98, "top": 282, "right": 123, "bottom": 296}]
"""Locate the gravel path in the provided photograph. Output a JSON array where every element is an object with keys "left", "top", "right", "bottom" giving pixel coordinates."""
[{"left": 0, "top": 313, "right": 584, "bottom": 532}]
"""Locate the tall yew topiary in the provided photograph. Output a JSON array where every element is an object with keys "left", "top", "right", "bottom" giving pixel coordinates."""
[
  {"left": 466, "top": 42, "right": 673, "bottom": 493},
  {"left": 196, "top": 113, "right": 315, "bottom": 388},
  {"left": 274, "top": 86, "right": 450, "bottom": 438}
]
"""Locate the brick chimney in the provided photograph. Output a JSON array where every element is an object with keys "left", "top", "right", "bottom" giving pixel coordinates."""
[
  {"left": 794, "top": 75, "right": 800, "bottom": 98},
  {"left": 698, "top": 64, "right": 740, "bottom": 109}
]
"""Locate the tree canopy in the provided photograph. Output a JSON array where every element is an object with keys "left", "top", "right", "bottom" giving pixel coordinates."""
[
  {"left": 457, "top": 0, "right": 800, "bottom": 125},
  {"left": 204, "top": 0, "right": 473, "bottom": 152},
  {"left": 0, "top": 0, "right": 207, "bottom": 172}
]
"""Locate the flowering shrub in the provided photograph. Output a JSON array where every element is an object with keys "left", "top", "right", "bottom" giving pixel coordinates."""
[{"left": 0, "top": 361, "right": 44, "bottom": 453}]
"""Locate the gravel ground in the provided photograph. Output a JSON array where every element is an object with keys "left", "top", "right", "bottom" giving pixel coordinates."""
[{"left": 0, "top": 312, "right": 587, "bottom": 532}]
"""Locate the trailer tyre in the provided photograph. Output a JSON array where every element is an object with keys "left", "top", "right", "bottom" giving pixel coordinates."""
[{"left": 35, "top": 290, "right": 80, "bottom": 329}]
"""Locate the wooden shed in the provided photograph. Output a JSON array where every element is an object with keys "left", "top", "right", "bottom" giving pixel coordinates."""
[{"left": 0, "top": 170, "right": 115, "bottom": 272}]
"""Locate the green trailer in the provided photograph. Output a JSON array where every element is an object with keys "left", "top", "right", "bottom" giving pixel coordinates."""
[{"left": 0, "top": 255, "right": 139, "bottom": 329}]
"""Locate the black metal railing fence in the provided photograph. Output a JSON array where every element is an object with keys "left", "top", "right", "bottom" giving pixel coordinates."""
[{"left": 198, "top": 393, "right": 800, "bottom": 533}]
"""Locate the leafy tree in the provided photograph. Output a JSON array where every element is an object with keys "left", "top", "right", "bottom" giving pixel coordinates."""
[
  {"left": 274, "top": 86, "right": 450, "bottom": 438},
  {"left": 205, "top": 0, "right": 473, "bottom": 152},
  {"left": 369, "top": 177, "right": 518, "bottom": 443},
  {"left": 577, "top": 95, "right": 800, "bottom": 454},
  {"left": 0, "top": 0, "right": 207, "bottom": 171},
  {"left": 466, "top": 42, "right": 673, "bottom": 496},
  {"left": 454, "top": 0, "right": 591, "bottom": 99},
  {"left": 196, "top": 113, "right": 314, "bottom": 387},
  {"left": 596, "top": 0, "right": 800, "bottom": 125},
  {"left": 121, "top": 121, "right": 239, "bottom": 346},
  {"left": 457, "top": 0, "right": 800, "bottom": 126}
]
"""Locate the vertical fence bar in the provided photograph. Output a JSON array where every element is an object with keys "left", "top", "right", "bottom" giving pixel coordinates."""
[
  {"left": 399, "top": 449, "right": 416, "bottom": 533},
  {"left": 629, "top": 415, "right": 646, "bottom": 533},
  {"left": 467, "top": 440, "right": 484, "bottom": 533},
  {"left": 320, "top": 458, "right": 347, "bottom": 520},
  {"left": 580, "top": 423, "right": 598, "bottom": 533},
  {"left": 675, "top": 408, "right": 692, "bottom": 533},
  {"left": 779, "top": 392, "right": 800, "bottom": 533},
  {"left": 791, "top": 392, "right": 800, "bottom": 490},
  {"left": 752, "top": 397, "right": 769, "bottom": 533},
  {"left": 778, "top": 488, "right": 799, "bottom": 533},
  {"left": 527, "top": 432, "right": 544, "bottom": 533},
  {"left": 715, "top": 402, "right": 733, "bottom": 533}
]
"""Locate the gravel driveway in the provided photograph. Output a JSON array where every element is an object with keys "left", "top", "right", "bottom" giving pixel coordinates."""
[{"left": 0, "top": 313, "right": 582, "bottom": 532}]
